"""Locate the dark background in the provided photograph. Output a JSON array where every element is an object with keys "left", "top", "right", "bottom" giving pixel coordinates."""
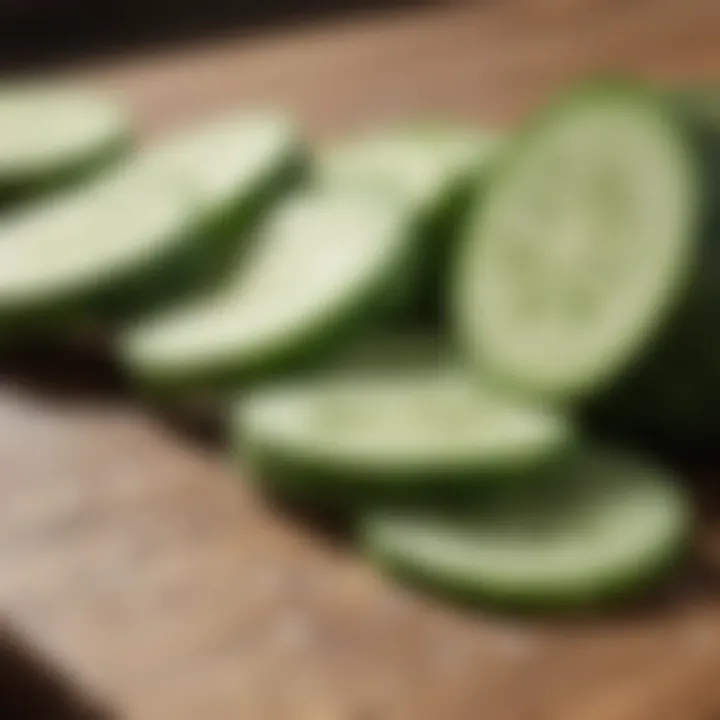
[{"left": 0, "top": 0, "right": 438, "bottom": 72}]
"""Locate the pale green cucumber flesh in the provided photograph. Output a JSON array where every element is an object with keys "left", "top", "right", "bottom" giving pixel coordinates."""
[
  {"left": 0, "top": 86, "right": 131, "bottom": 200},
  {"left": 320, "top": 124, "right": 501, "bottom": 209},
  {"left": 236, "top": 371, "right": 573, "bottom": 486}
]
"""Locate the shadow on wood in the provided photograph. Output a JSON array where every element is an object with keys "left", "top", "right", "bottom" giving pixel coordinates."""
[{"left": 0, "top": 627, "right": 112, "bottom": 719}]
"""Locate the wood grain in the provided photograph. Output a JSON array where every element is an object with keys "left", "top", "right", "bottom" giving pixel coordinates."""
[{"left": 2, "top": 1, "right": 720, "bottom": 718}]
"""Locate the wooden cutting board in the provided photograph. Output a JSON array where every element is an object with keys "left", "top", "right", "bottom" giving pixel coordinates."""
[{"left": 2, "top": 2, "right": 720, "bottom": 718}]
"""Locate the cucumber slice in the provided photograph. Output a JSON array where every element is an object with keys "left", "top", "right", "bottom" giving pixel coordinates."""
[
  {"left": 234, "top": 371, "right": 574, "bottom": 504},
  {"left": 0, "top": 85, "right": 131, "bottom": 204},
  {"left": 0, "top": 111, "right": 302, "bottom": 333},
  {"left": 454, "top": 80, "right": 704, "bottom": 402},
  {"left": 362, "top": 449, "right": 690, "bottom": 609},
  {"left": 322, "top": 125, "right": 502, "bottom": 324},
  {"left": 122, "top": 190, "right": 417, "bottom": 391},
  {"left": 321, "top": 124, "right": 500, "bottom": 208}
]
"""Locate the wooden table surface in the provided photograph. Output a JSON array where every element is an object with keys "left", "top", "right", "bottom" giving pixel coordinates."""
[{"left": 3, "top": 1, "right": 720, "bottom": 718}]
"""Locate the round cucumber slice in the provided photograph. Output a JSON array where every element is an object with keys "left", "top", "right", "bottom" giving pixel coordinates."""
[
  {"left": 234, "top": 371, "right": 574, "bottom": 503},
  {"left": 0, "top": 85, "right": 131, "bottom": 203},
  {"left": 454, "top": 81, "right": 704, "bottom": 402},
  {"left": 122, "top": 190, "right": 418, "bottom": 391},
  {"left": 0, "top": 110, "right": 302, "bottom": 332},
  {"left": 362, "top": 449, "right": 690, "bottom": 609}
]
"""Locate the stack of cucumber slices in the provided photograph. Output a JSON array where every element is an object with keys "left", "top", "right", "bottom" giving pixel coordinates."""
[
  {"left": 2, "top": 78, "right": 711, "bottom": 612},
  {"left": 0, "top": 107, "right": 301, "bottom": 335}
]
